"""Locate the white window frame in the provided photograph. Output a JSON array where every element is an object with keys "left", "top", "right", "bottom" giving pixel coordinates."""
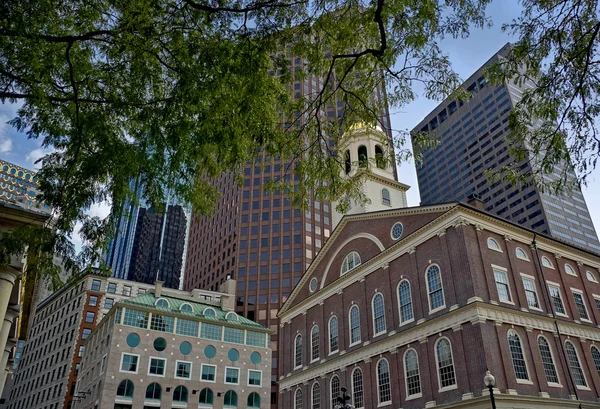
[
  {"left": 487, "top": 237, "right": 502, "bottom": 252},
  {"left": 403, "top": 348, "right": 422, "bottom": 400},
  {"left": 564, "top": 263, "right": 578, "bottom": 277},
  {"left": 119, "top": 352, "right": 140, "bottom": 374},
  {"left": 425, "top": 264, "right": 446, "bottom": 314},
  {"left": 147, "top": 356, "right": 167, "bottom": 377},
  {"left": 224, "top": 366, "right": 240, "bottom": 385},
  {"left": 397, "top": 279, "right": 414, "bottom": 326},
  {"left": 571, "top": 288, "right": 592, "bottom": 323},
  {"left": 247, "top": 369, "right": 262, "bottom": 387},
  {"left": 341, "top": 251, "right": 361, "bottom": 276},
  {"left": 330, "top": 375, "right": 340, "bottom": 409},
  {"left": 593, "top": 294, "right": 600, "bottom": 314},
  {"left": 537, "top": 335, "right": 562, "bottom": 388},
  {"left": 351, "top": 367, "right": 364, "bottom": 409},
  {"left": 565, "top": 341, "right": 591, "bottom": 391},
  {"left": 310, "top": 325, "right": 320, "bottom": 363},
  {"left": 155, "top": 298, "right": 170, "bottom": 308},
  {"left": 203, "top": 307, "right": 217, "bottom": 316},
  {"left": 492, "top": 265, "right": 514, "bottom": 305},
  {"left": 371, "top": 292, "right": 387, "bottom": 337},
  {"left": 328, "top": 315, "right": 339, "bottom": 355},
  {"left": 515, "top": 247, "right": 529, "bottom": 261},
  {"left": 587, "top": 271, "right": 598, "bottom": 283},
  {"left": 294, "top": 388, "right": 303, "bottom": 409},
  {"left": 375, "top": 358, "right": 392, "bottom": 406},
  {"left": 174, "top": 360, "right": 192, "bottom": 380},
  {"left": 435, "top": 337, "right": 458, "bottom": 392},
  {"left": 311, "top": 381, "right": 321, "bottom": 409},
  {"left": 520, "top": 273, "right": 542, "bottom": 311},
  {"left": 547, "top": 281, "right": 569, "bottom": 318},
  {"left": 200, "top": 363, "right": 217, "bottom": 383},
  {"left": 541, "top": 256, "right": 555, "bottom": 269},
  {"left": 294, "top": 333, "right": 303, "bottom": 369},
  {"left": 348, "top": 305, "right": 361, "bottom": 347},
  {"left": 507, "top": 330, "right": 533, "bottom": 385}
]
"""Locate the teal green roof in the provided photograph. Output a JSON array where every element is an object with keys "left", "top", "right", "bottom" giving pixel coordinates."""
[{"left": 119, "top": 293, "right": 269, "bottom": 332}]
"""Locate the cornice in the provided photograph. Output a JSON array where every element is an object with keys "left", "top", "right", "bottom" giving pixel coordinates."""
[{"left": 279, "top": 302, "right": 600, "bottom": 390}]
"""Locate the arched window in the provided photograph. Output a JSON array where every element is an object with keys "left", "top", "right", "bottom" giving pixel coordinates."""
[
  {"left": 204, "top": 308, "right": 216, "bottom": 316},
  {"left": 116, "top": 380, "right": 133, "bottom": 397},
  {"left": 330, "top": 375, "right": 340, "bottom": 409},
  {"left": 358, "top": 145, "right": 368, "bottom": 168},
  {"left": 426, "top": 265, "right": 445, "bottom": 312},
  {"left": 173, "top": 385, "right": 188, "bottom": 403},
  {"left": 226, "top": 312, "right": 239, "bottom": 320},
  {"left": 375, "top": 145, "right": 385, "bottom": 168},
  {"left": 352, "top": 368, "right": 364, "bottom": 408},
  {"left": 223, "top": 390, "right": 237, "bottom": 407},
  {"left": 155, "top": 298, "right": 169, "bottom": 308},
  {"left": 311, "top": 326, "right": 320, "bottom": 362},
  {"left": 349, "top": 305, "right": 361, "bottom": 345},
  {"left": 508, "top": 331, "right": 529, "bottom": 381},
  {"left": 372, "top": 293, "right": 386, "bottom": 335},
  {"left": 591, "top": 345, "right": 600, "bottom": 377},
  {"left": 376, "top": 359, "right": 391, "bottom": 404},
  {"left": 587, "top": 271, "right": 598, "bottom": 282},
  {"left": 294, "top": 334, "right": 303, "bottom": 368},
  {"left": 541, "top": 256, "right": 554, "bottom": 269},
  {"left": 381, "top": 188, "right": 391, "bottom": 206},
  {"left": 565, "top": 341, "right": 587, "bottom": 387},
  {"left": 345, "top": 150, "right": 351, "bottom": 174},
  {"left": 311, "top": 382, "right": 321, "bottom": 409},
  {"left": 180, "top": 303, "right": 193, "bottom": 312},
  {"left": 295, "top": 388, "right": 303, "bottom": 409},
  {"left": 435, "top": 338, "right": 456, "bottom": 389},
  {"left": 199, "top": 388, "right": 213, "bottom": 405},
  {"left": 398, "top": 280, "right": 414, "bottom": 324},
  {"left": 328, "top": 316, "right": 339, "bottom": 354},
  {"left": 564, "top": 263, "right": 577, "bottom": 276},
  {"left": 404, "top": 349, "right": 421, "bottom": 397},
  {"left": 538, "top": 336, "right": 559, "bottom": 385},
  {"left": 145, "top": 383, "right": 162, "bottom": 400},
  {"left": 487, "top": 238, "right": 501, "bottom": 251},
  {"left": 247, "top": 392, "right": 260, "bottom": 408},
  {"left": 341, "top": 252, "right": 361, "bottom": 276},
  {"left": 515, "top": 247, "right": 529, "bottom": 261}
]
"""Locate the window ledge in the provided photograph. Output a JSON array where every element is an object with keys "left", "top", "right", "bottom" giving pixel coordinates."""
[
  {"left": 529, "top": 306, "right": 543, "bottom": 312},
  {"left": 576, "top": 385, "right": 591, "bottom": 391},
  {"left": 373, "top": 331, "right": 387, "bottom": 338},
  {"left": 147, "top": 373, "right": 166, "bottom": 377},
  {"left": 439, "top": 385, "right": 458, "bottom": 393},
  {"left": 488, "top": 247, "right": 503, "bottom": 253},
  {"left": 377, "top": 401, "right": 392, "bottom": 407},
  {"left": 349, "top": 341, "right": 361, "bottom": 348},
  {"left": 580, "top": 318, "right": 593, "bottom": 324},
  {"left": 500, "top": 300, "right": 515, "bottom": 306},
  {"left": 429, "top": 306, "right": 446, "bottom": 315},
  {"left": 399, "top": 318, "right": 415, "bottom": 327},
  {"left": 555, "top": 312, "right": 569, "bottom": 318},
  {"left": 547, "top": 383, "right": 563, "bottom": 388},
  {"left": 516, "top": 379, "right": 533, "bottom": 385},
  {"left": 329, "top": 350, "right": 339, "bottom": 356},
  {"left": 406, "top": 393, "right": 422, "bottom": 401}
]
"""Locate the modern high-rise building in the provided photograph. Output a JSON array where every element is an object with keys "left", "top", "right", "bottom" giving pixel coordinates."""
[
  {"left": 0, "top": 159, "right": 51, "bottom": 215},
  {"left": 183, "top": 64, "right": 394, "bottom": 408},
  {"left": 104, "top": 179, "right": 190, "bottom": 289},
  {"left": 412, "top": 43, "right": 600, "bottom": 254}
]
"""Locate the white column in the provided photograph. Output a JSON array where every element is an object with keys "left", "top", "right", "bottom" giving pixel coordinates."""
[
  {"left": 0, "top": 337, "right": 16, "bottom": 393},
  {"left": 0, "top": 270, "right": 18, "bottom": 336}
]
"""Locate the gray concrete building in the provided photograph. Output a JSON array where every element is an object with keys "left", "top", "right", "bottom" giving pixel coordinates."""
[
  {"left": 73, "top": 281, "right": 271, "bottom": 409},
  {"left": 412, "top": 43, "right": 600, "bottom": 254}
]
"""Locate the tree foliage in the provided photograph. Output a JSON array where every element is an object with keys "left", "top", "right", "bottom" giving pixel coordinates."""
[{"left": 0, "top": 0, "right": 491, "bottom": 276}]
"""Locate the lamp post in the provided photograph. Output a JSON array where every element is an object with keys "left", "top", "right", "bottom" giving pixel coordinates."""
[
  {"left": 484, "top": 370, "right": 497, "bottom": 409},
  {"left": 334, "top": 387, "right": 354, "bottom": 409}
]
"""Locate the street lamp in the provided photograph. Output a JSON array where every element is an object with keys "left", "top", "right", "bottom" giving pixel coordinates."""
[
  {"left": 334, "top": 387, "right": 354, "bottom": 409},
  {"left": 483, "top": 370, "right": 496, "bottom": 409}
]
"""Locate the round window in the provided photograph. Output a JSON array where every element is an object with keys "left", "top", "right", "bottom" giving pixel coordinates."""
[
  {"left": 391, "top": 222, "right": 404, "bottom": 240},
  {"left": 228, "top": 348, "right": 239, "bottom": 362},
  {"left": 179, "top": 341, "right": 192, "bottom": 355},
  {"left": 309, "top": 277, "right": 318, "bottom": 293},
  {"left": 126, "top": 333, "right": 140, "bottom": 348},
  {"left": 204, "top": 345, "right": 217, "bottom": 359},
  {"left": 153, "top": 337, "right": 167, "bottom": 351},
  {"left": 250, "top": 352, "right": 262, "bottom": 365}
]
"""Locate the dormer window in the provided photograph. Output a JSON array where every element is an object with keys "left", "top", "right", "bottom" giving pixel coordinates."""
[
  {"left": 203, "top": 308, "right": 216, "bottom": 317},
  {"left": 341, "top": 252, "right": 361, "bottom": 276},
  {"left": 226, "top": 312, "right": 239, "bottom": 320},
  {"left": 155, "top": 298, "right": 169, "bottom": 308},
  {"left": 180, "top": 303, "right": 193, "bottom": 313}
]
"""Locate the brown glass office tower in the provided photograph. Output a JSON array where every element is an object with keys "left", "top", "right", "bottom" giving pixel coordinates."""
[{"left": 183, "top": 62, "right": 393, "bottom": 408}]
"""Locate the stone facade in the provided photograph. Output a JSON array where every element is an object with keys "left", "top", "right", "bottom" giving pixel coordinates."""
[{"left": 278, "top": 203, "right": 600, "bottom": 409}]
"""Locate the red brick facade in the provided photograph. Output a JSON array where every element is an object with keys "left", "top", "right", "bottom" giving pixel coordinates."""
[{"left": 278, "top": 204, "right": 600, "bottom": 408}]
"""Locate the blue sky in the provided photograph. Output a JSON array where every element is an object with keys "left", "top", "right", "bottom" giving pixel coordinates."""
[{"left": 1, "top": 0, "right": 600, "bottom": 237}]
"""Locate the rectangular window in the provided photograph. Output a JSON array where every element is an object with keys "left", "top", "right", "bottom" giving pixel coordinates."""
[
  {"left": 91, "top": 279, "right": 101, "bottom": 291},
  {"left": 521, "top": 275, "right": 540, "bottom": 309},
  {"left": 223, "top": 327, "right": 244, "bottom": 344},
  {"left": 225, "top": 367, "right": 239, "bottom": 384},
  {"left": 107, "top": 282, "right": 117, "bottom": 294},
  {"left": 150, "top": 314, "right": 174, "bottom": 332},
  {"left": 101, "top": 355, "right": 107, "bottom": 373},
  {"left": 175, "top": 361, "right": 191, "bottom": 379},
  {"left": 122, "top": 308, "right": 148, "bottom": 328},
  {"left": 493, "top": 269, "right": 511, "bottom": 303},
  {"left": 248, "top": 370, "right": 262, "bottom": 386},
  {"left": 85, "top": 312, "right": 95, "bottom": 323},
  {"left": 120, "top": 354, "right": 138, "bottom": 373},
  {"left": 82, "top": 328, "right": 92, "bottom": 340},
  {"left": 201, "top": 364, "right": 216, "bottom": 382},
  {"left": 88, "top": 296, "right": 98, "bottom": 306},
  {"left": 122, "top": 285, "right": 132, "bottom": 296},
  {"left": 572, "top": 291, "right": 590, "bottom": 321},
  {"left": 149, "top": 357, "right": 166, "bottom": 376},
  {"left": 594, "top": 296, "right": 600, "bottom": 313},
  {"left": 246, "top": 331, "right": 266, "bottom": 348},
  {"left": 176, "top": 318, "right": 199, "bottom": 337},
  {"left": 104, "top": 298, "right": 114, "bottom": 309},
  {"left": 548, "top": 285, "right": 566, "bottom": 315},
  {"left": 200, "top": 323, "right": 222, "bottom": 341}
]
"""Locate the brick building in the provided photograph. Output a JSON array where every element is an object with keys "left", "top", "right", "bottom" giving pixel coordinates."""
[{"left": 278, "top": 202, "right": 600, "bottom": 409}]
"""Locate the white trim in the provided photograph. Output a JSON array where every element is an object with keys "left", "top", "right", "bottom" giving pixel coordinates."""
[
  {"left": 155, "top": 297, "right": 170, "bottom": 308},
  {"left": 200, "top": 363, "right": 217, "bottom": 383},
  {"left": 225, "top": 311, "right": 239, "bottom": 320},
  {"left": 294, "top": 388, "right": 303, "bottom": 409},
  {"left": 174, "top": 360, "right": 192, "bottom": 380},
  {"left": 351, "top": 367, "right": 364, "bottom": 409},
  {"left": 147, "top": 356, "right": 167, "bottom": 377},
  {"left": 340, "top": 251, "right": 362, "bottom": 277},
  {"left": 425, "top": 264, "right": 446, "bottom": 314},
  {"left": 294, "top": 333, "right": 303, "bottom": 369},
  {"left": 520, "top": 272, "right": 536, "bottom": 280},
  {"left": 434, "top": 337, "right": 457, "bottom": 392},
  {"left": 487, "top": 237, "right": 503, "bottom": 252},
  {"left": 310, "top": 325, "right": 320, "bottom": 363},
  {"left": 224, "top": 366, "right": 240, "bottom": 385},
  {"left": 507, "top": 329, "right": 532, "bottom": 383},
  {"left": 564, "top": 263, "right": 578, "bottom": 277},
  {"left": 375, "top": 357, "right": 392, "bottom": 405},
  {"left": 311, "top": 381, "right": 321, "bottom": 409},
  {"left": 492, "top": 267, "right": 514, "bottom": 305},
  {"left": 515, "top": 247, "right": 530, "bottom": 261},
  {"left": 390, "top": 222, "right": 404, "bottom": 241},
  {"left": 371, "top": 292, "right": 387, "bottom": 337},
  {"left": 203, "top": 307, "right": 217, "bottom": 316},
  {"left": 328, "top": 315, "right": 339, "bottom": 355},
  {"left": 247, "top": 369, "right": 262, "bottom": 387},
  {"left": 397, "top": 279, "right": 415, "bottom": 326},
  {"left": 570, "top": 288, "right": 592, "bottom": 323},
  {"left": 119, "top": 352, "right": 139, "bottom": 374},
  {"left": 403, "top": 348, "right": 422, "bottom": 399},
  {"left": 541, "top": 256, "right": 555, "bottom": 269},
  {"left": 587, "top": 271, "right": 599, "bottom": 283},
  {"left": 348, "top": 305, "right": 361, "bottom": 346},
  {"left": 565, "top": 340, "right": 590, "bottom": 390},
  {"left": 547, "top": 283, "right": 569, "bottom": 318},
  {"left": 537, "top": 334, "right": 562, "bottom": 388},
  {"left": 520, "top": 274, "right": 542, "bottom": 311}
]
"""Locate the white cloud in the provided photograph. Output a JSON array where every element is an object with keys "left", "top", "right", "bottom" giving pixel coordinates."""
[
  {"left": 25, "top": 147, "right": 53, "bottom": 170},
  {"left": 89, "top": 200, "right": 112, "bottom": 219},
  {"left": 0, "top": 135, "right": 12, "bottom": 153}
]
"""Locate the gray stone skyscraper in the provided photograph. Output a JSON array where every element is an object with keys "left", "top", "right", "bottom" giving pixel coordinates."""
[{"left": 412, "top": 43, "right": 600, "bottom": 254}]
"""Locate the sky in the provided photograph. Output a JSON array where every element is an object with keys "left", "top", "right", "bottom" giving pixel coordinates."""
[{"left": 1, "top": 0, "right": 599, "bottom": 240}]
